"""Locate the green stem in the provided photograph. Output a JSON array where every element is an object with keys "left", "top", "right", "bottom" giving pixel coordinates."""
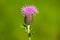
[{"left": 27, "top": 25, "right": 31, "bottom": 40}]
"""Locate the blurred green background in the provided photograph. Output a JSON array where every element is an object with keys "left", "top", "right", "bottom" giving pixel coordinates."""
[{"left": 0, "top": 0, "right": 60, "bottom": 40}]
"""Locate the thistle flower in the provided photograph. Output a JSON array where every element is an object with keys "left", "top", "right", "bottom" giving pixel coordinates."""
[
  {"left": 21, "top": 6, "right": 38, "bottom": 15},
  {"left": 21, "top": 5, "right": 38, "bottom": 40},
  {"left": 21, "top": 5, "right": 38, "bottom": 25}
]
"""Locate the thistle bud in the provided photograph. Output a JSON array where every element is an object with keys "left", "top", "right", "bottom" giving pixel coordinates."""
[{"left": 24, "top": 14, "right": 33, "bottom": 25}]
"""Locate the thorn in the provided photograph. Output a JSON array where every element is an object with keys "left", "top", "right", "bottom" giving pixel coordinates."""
[
  {"left": 23, "top": 24, "right": 27, "bottom": 27},
  {"left": 20, "top": 24, "right": 28, "bottom": 32}
]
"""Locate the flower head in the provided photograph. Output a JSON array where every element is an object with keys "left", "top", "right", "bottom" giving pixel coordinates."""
[
  {"left": 21, "top": 5, "right": 38, "bottom": 25},
  {"left": 21, "top": 6, "right": 38, "bottom": 15}
]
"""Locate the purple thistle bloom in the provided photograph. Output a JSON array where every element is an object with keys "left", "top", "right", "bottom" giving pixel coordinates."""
[
  {"left": 21, "top": 5, "right": 38, "bottom": 25},
  {"left": 21, "top": 6, "right": 38, "bottom": 15}
]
